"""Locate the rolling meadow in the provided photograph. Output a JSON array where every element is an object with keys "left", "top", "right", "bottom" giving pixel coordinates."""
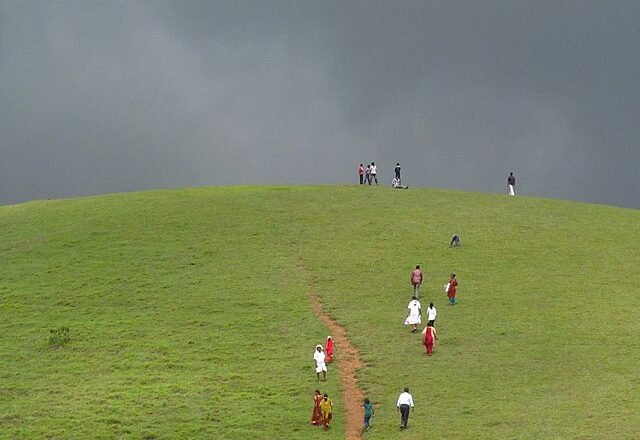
[{"left": 1, "top": 185, "right": 638, "bottom": 439}]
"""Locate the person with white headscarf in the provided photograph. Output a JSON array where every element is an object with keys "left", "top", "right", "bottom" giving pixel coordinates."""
[{"left": 314, "top": 345, "right": 327, "bottom": 381}]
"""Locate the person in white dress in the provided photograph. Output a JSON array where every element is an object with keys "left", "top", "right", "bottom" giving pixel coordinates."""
[
  {"left": 404, "top": 296, "right": 422, "bottom": 333},
  {"left": 314, "top": 345, "right": 327, "bottom": 382}
]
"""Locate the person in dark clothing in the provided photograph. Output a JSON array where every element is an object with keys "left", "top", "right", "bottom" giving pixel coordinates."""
[
  {"left": 507, "top": 172, "right": 516, "bottom": 196},
  {"left": 450, "top": 234, "right": 460, "bottom": 247},
  {"left": 394, "top": 163, "right": 401, "bottom": 182}
]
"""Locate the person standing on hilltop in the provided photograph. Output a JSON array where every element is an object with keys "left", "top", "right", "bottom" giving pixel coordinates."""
[
  {"left": 369, "top": 162, "right": 378, "bottom": 185},
  {"left": 508, "top": 172, "right": 516, "bottom": 196},
  {"left": 365, "top": 164, "right": 371, "bottom": 185},
  {"left": 358, "top": 163, "right": 365, "bottom": 185},
  {"left": 411, "top": 265, "right": 423, "bottom": 298},
  {"left": 394, "top": 163, "right": 401, "bottom": 183}
]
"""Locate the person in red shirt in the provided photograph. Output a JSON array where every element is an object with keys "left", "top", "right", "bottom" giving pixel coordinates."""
[
  {"left": 311, "top": 389, "right": 323, "bottom": 425},
  {"left": 447, "top": 273, "right": 458, "bottom": 305},
  {"left": 411, "top": 265, "right": 423, "bottom": 298},
  {"left": 358, "top": 164, "right": 365, "bottom": 185},
  {"left": 325, "top": 336, "right": 334, "bottom": 363}
]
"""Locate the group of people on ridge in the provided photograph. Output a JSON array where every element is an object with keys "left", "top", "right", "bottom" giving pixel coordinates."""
[
  {"left": 358, "top": 162, "right": 408, "bottom": 189},
  {"left": 358, "top": 162, "right": 378, "bottom": 185}
]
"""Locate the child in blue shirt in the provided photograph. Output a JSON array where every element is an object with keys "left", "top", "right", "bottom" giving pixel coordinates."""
[{"left": 362, "top": 397, "right": 374, "bottom": 431}]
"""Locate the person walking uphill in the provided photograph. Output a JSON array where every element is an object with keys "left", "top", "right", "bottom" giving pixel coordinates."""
[
  {"left": 404, "top": 296, "right": 422, "bottom": 333},
  {"left": 311, "top": 389, "right": 323, "bottom": 425},
  {"left": 362, "top": 397, "right": 374, "bottom": 432},
  {"left": 396, "top": 387, "right": 414, "bottom": 429},
  {"left": 426, "top": 302, "right": 437, "bottom": 326},
  {"left": 446, "top": 273, "right": 458, "bottom": 305},
  {"left": 422, "top": 322, "right": 438, "bottom": 356},
  {"left": 320, "top": 393, "right": 334, "bottom": 431},
  {"left": 325, "top": 336, "right": 334, "bottom": 363},
  {"left": 314, "top": 345, "right": 327, "bottom": 381},
  {"left": 411, "top": 265, "right": 423, "bottom": 298}
]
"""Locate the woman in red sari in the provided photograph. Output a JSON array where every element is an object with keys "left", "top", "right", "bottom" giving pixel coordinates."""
[
  {"left": 447, "top": 273, "right": 458, "bottom": 305},
  {"left": 311, "top": 389, "right": 323, "bottom": 425},
  {"left": 325, "top": 336, "right": 334, "bottom": 363},
  {"left": 421, "top": 322, "right": 438, "bottom": 356}
]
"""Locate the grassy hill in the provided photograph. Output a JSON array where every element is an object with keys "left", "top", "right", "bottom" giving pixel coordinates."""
[{"left": 1, "top": 185, "right": 638, "bottom": 439}]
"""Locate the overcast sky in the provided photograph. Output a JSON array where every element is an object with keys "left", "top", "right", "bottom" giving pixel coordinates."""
[{"left": 1, "top": 1, "right": 639, "bottom": 208}]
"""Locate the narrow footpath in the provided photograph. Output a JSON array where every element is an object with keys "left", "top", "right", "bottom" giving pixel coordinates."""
[{"left": 300, "top": 257, "right": 365, "bottom": 440}]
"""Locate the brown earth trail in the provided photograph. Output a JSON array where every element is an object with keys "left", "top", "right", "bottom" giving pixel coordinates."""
[{"left": 300, "top": 257, "right": 365, "bottom": 440}]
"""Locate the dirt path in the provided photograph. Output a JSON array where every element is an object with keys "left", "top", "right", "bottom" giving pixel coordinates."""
[{"left": 300, "top": 257, "right": 365, "bottom": 440}]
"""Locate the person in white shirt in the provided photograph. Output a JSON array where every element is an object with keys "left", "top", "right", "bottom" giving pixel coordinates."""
[
  {"left": 313, "top": 345, "right": 327, "bottom": 382},
  {"left": 426, "top": 302, "right": 437, "bottom": 325},
  {"left": 392, "top": 177, "right": 409, "bottom": 189},
  {"left": 403, "top": 296, "right": 422, "bottom": 333},
  {"left": 369, "top": 162, "right": 378, "bottom": 185},
  {"left": 396, "top": 387, "right": 414, "bottom": 429}
]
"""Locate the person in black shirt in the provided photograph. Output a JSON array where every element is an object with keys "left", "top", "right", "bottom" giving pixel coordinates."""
[{"left": 507, "top": 172, "right": 516, "bottom": 196}]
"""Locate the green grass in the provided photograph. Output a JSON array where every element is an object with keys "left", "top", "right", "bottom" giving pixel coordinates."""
[{"left": 1, "top": 185, "right": 638, "bottom": 439}]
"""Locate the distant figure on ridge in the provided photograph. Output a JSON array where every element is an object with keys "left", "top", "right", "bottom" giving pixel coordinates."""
[
  {"left": 314, "top": 345, "right": 327, "bottom": 381},
  {"left": 404, "top": 296, "right": 422, "bottom": 333},
  {"left": 392, "top": 177, "right": 409, "bottom": 189},
  {"left": 365, "top": 164, "right": 371, "bottom": 185},
  {"left": 450, "top": 234, "right": 461, "bottom": 247},
  {"left": 358, "top": 163, "right": 365, "bottom": 185},
  {"left": 369, "top": 162, "right": 378, "bottom": 185},
  {"left": 411, "top": 265, "right": 423, "bottom": 298},
  {"left": 394, "top": 163, "right": 401, "bottom": 182},
  {"left": 507, "top": 172, "right": 516, "bottom": 196}
]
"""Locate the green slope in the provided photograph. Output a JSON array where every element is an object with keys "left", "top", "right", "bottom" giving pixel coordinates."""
[{"left": 1, "top": 186, "right": 638, "bottom": 439}]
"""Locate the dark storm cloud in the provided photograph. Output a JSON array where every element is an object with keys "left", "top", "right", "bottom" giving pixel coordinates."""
[{"left": 1, "top": 1, "right": 639, "bottom": 207}]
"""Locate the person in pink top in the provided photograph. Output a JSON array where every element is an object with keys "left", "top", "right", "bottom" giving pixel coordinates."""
[
  {"left": 411, "top": 265, "right": 423, "bottom": 298},
  {"left": 358, "top": 164, "right": 365, "bottom": 185}
]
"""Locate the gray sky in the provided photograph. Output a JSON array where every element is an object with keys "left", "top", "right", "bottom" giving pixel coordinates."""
[{"left": 2, "top": 1, "right": 639, "bottom": 208}]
